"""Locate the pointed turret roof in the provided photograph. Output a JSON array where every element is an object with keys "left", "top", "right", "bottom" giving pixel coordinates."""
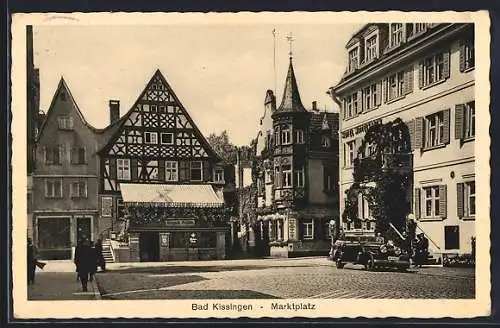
[{"left": 276, "top": 58, "right": 307, "bottom": 114}]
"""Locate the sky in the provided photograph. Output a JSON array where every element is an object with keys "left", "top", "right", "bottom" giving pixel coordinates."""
[{"left": 33, "top": 22, "right": 360, "bottom": 146}]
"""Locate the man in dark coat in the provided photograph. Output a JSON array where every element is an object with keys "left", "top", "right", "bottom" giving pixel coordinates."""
[
  {"left": 27, "top": 237, "right": 37, "bottom": 286},
  {"left": 74, "top": 238, "right": 94, "bottom": 292}
]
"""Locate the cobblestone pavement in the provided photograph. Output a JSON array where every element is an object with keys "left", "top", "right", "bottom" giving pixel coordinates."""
[
  {"left": 28, "top": 272, "right": 100, "bottom": 300},
  {"left": 96, "top": 258, "right": 475, "bottom": 300}
]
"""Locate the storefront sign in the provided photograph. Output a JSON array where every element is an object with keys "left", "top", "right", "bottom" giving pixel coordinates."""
[
  {"left": 165, "top": 219, "right": 196, "bottom": 226},
  {"left": 101, "top": 196, "right": 113, "bottom": 217},
  {"left": 160, "top": 233, "right": 170, "bottom": 247},
  {"left": 289, "top": 218, "right": 297, "bottom": 241},
  {"left": 341, "top": 118, "right": 382, "bottom": 139}
]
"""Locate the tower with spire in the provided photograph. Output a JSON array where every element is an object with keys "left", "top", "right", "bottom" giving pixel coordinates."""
[{"left": 251, "top": 44, "right": 340, "bottom": 258}]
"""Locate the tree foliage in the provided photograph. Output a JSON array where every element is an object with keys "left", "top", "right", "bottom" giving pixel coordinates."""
[
  {"left": 343, "top": 118, "right": 412, "bottom": 241},
  {"left": 207, "top": 130, "right": 239, "bottom": 165}
]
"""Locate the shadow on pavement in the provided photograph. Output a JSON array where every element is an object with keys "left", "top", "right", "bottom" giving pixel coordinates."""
[{"left": 107, "top": 264, "right": 311, "bottom": 275}]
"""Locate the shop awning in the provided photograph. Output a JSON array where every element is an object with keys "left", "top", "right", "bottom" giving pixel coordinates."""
[{"left": 120, "top": 183, "right": 224, "bottom": 208}]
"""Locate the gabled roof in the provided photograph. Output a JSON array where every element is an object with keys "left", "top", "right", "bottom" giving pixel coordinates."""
[
  {"left": 97, "top": 69, "right": 221, "bottom": 161},
  {"left": 310, "top": 111, "right": 339, "bottom": 133},
  {"left": 275, "top": 58, "right": 307, "bottom": 114}
]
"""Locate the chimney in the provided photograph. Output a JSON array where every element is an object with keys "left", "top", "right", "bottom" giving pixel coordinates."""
[
  {"left": 312, "top": 101, "right": 318, "bottom": 112},
  {"left": 109, "top": 100, "right": 120, "bottom": 124}
]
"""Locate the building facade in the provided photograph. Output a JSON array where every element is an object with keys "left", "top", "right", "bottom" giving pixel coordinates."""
[
  {"left": 252, "top": 57, "right": 340, "bottom": 258},
  {"left": 97, "top": 70, "right": 231, "bottom": 262},
  {"left": 32, "top": 79, "right": 111, "bottom": 260},
  {"left": 331, "top": 23, "right": 475, "bottom": 256}
]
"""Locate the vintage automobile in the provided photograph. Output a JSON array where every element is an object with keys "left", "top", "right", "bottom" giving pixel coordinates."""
[{"left": 331, "top": 233, "right": 411, "bottom": 271}]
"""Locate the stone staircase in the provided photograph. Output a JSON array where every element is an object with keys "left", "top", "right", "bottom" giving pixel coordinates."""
[{"left": 101, "top": 239, "right": 115, "bottom": 263}]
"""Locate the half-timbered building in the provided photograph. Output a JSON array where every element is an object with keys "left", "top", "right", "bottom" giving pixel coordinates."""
[{"left": 98, "top": 70, "right": 230, "bottom": 262}]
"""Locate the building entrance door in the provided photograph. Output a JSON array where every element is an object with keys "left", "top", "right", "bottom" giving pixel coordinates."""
[
  {"left": 139, "top": 232, "right": 160, "bottom": 262},
  {"left": 77, "top": 217, "right": 91, "bottom": 243}
]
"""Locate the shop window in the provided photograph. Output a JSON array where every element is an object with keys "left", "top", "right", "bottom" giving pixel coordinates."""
[{"left": 37, "top": 217, "right": 71, "bottom": 249}]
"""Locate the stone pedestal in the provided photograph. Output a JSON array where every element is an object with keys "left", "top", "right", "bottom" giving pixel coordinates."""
[
  {"left": 128, "top": 232, "right": 140, "bottom": 262},
  {"left": 216, "top": 231, "right": 226, "bottom": 260}
]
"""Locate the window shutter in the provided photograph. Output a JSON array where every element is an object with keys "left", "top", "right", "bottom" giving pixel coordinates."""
[
  {"left": 131, "top": 159, "right": 138, "bottom": 180},
  {"left": 459, "top": 41, "right": 466, "bottom": 72},
  {"left": 109, "top": 158, "right": 117, "bottom": 179},
  {"left": 407, "top": 120, "right": 416, "bottom": 151},
  {"left": 442, "top": 51, "right": 450, "bottom": 79},
  {"left": 442, "top": 108, "right": 451, "bottom": 144},
  {"left": 298, "top": 218, "right": 305, "bottom": 241},
  {"left": 414, "top": 117, "right": 424, "bottom": 149},
  {"left": 179, "top": 160, "right": 189, "bottom": 182},
  {"left": 455, "top": 104, "right": 465, "bottom": 140},
  {"left": 414, "top": 188, "right": 421, "bottom": 219},
  {"left": 418, "top": 61, "right": 424, "bottom": 88},
  {"left": 439, "top": 185, "right": 447, "bottom": 219},
  {"left": 203, "top": 161, "right": 210, "bottom": 182},
  {"left": 405, "top": 65, "right": 414, "bottom": 94},
  {"left": 356, "top": 90, "right": 363, "bottom": 115},
  {"left": 158, "top": 160, "right": 165, "bottom": 181},
  {"left": 382, "top": 78, "right": 387, "bottom": 103},
  {"left": 376, "top": 81, "right": 382, "bottom": 106},
  {"left": 457, "top": 183, "right": 464, "bottom": 218}
]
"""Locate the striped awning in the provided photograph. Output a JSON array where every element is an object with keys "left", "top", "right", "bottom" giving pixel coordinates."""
[{"left": 120, "top": 183, "right": 224, "bottom": 208}]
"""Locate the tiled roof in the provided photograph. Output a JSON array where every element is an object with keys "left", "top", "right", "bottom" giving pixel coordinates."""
[
  {"left": 120, "top": 183, "right": 224, "bottom": 208},
  {"left": 310, "top": 112, "right": 339, "bottom": 132},
  {"left": 276, "top": 58, "right": 307, "bottom": 114}
]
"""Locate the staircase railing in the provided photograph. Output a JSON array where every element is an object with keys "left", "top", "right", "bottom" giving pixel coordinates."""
[{"left": 414, "top": 221, "right": 441, "bottom": 251}]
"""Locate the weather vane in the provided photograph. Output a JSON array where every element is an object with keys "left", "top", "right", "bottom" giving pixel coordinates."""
[{"left": 286, "top": 32, "right": 295, "bottom": 59}]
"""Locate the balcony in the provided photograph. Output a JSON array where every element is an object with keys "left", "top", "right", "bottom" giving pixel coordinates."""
[{"left": 355, "top": 153, "right": 412, "bottom": 182}]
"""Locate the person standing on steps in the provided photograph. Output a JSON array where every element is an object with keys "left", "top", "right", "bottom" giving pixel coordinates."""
[
  {"left": 94, "top": 239, "right": 106, "bottom": 272},
  {"left": 74, "top": 237, "right": 93, "bottom": 292}
]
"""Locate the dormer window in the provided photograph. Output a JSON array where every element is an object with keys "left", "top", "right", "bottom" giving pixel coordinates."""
[
  {"left": 365, "top": 35, "right": 378, "bottom": 63},
  {"left": 58, "top": 116, "right": 74, "bottom": 130},
  {"left": 408, "top": 23, "right": 427, "bottom": 39},
  {"left": 348, "top": 47, "right": 359, "bottom": 72},
  {"left": 390, "top": 23, "right": 404, "bottom": 48}
]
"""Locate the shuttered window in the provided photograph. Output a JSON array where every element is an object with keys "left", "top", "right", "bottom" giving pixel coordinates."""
[
  {"left": 362, "top": 83, "right": 379, "bottom": 111},
  {"left": 422, "top": 185, "right": 446, "bottom": 219},
  {"left": 423, "top": 109, "right": 450, "bottom": 149},
  {"left": 419, "top": 50, "right": 450, "bottom": 88},
  {"left": 460, "top": 39, "right": 475, "bottom": 72},
  {"left": 457, "top": 181, "right": 475, "bottom": 218}
]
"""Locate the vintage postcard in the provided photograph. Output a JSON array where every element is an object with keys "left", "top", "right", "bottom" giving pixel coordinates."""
[{"left": 11, "top": 11, "right": 490, "bottom": 319}]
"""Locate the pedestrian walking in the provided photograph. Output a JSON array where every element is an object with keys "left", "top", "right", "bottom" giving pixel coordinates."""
[
  {"left": 94, "top": 239, "right": 106, "bottom": 272},
  {"left": 27, "top": 237, "right": 37, "bottom": 286},
  {"left": 89, "top": 241, "right": 97, "bottom": 282},
  {"left": 74, "top": 238, "right": 94, "bottom": 292}
]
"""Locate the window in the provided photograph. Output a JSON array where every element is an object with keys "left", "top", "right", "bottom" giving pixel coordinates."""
[
  {"left": 58, "top": 116, "right": 74, "bottom": 130},
  {"left": 444, "top": 226, "right": 460, "bottom": 250},
  {"left": 465, "top": 101, "right": 475, "bottom": 139},
  {"left": 190, "top": 161, "right": 203, "bottom": 181},
  {"left": 460, "top": 40, "right": 475, "bottom": 71},
  {"left": 117, "top": 159, "right": 131, "bottom": 180},
  {"left": 390, "top": 23, "right": 404, "bottom": 48},
  {"left": 44, "top": 179, "right": 62, "bottom": 198},
  {"left": 294, "top": 168, "right": 304, "bottom": 187},
  {"left": 425, "top": 112, "right": 445, "bottom": 148},
  {"left": 274, "top": 129, "right": 281, "bottom": 146},
  {"left": 365, "top": 35, "right": 378, "bottom": 62},
  {"left": 414, "top": 23, "right": 427, "bottom": 34},
  {"left": 150, "top": 105, "right": 158, "bottom": 113},
  {"left": 348, "top": 47, "right": 359, "bottom": 71},
  {"left": 144, "top": 132, "right": 158, "bottom": 144},
  {"left": 101, "top": 196, "right": 113, "bottom": 217},
  {"left": 324, "top": 168, "right": 334, "bottom": 192},
  {"left": 295, "top": 129, "right": 304, "bottom": 144},
  {"left": 164, "top": 161, "right": 178, "bottom": 182},
  {"left": 458, "top": 181, "right": 476, "bottom": 218},
  {"left": 365, "top": 142, "right": 376, "bottom": 157},
  {"left": 282, "top": 164, "right": 292, "bottom": 188},
  {"left": 421, "top": 52, "right": 447, "bottom": 87},
  {"left": 274, "top": 166, "right": 281, "bottom": 188},
  {"left": 70, "top": 181, "right": 87, "bottom": 198},
  {"left": 388, "top": 71, "right": 405, "bottom": 100},
  {"left": 303, "top": 219, "right": 314, "bottom": 240},
  {"left": 344, "top": 93, "right": 359, "bottom": 119},
  {"left": 159, "top": 105, "right": 166, "bottom": 113},
  {"left": 321, "top": 135, "right": 331, "bottom": 148},
  {"left": 281, "top": 126, "right": 291, "bottom": 145},
  {"left": 45, "top": 146, "right": 62, "bottom": 165},
  {"left": 265, "top": 170, "right": 272, "bottom": 184},
  {"left": 71, "top": 147, "right": 86, "bottom": 164},
  {"left": 214, "top": 167, "right": 224, "bottom": 183},
  {"left": 344, "top": 140, "right": 356, "bottom": 167},
  {"left": 465, "top": 182, "right": 475, "bottom": 217},
  {"left": 161, "top": 132, "right": 174, "bottom": 145},
  {"left": 363, "top": 84, "right": 378, "bottom": 110},
  {"left": 423, "top": 186, "right": 440, "bottom": 218}
]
